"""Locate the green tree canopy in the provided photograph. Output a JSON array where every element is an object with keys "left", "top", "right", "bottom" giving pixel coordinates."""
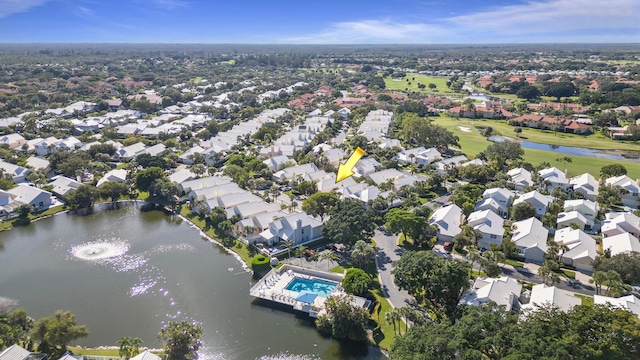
[
  {"left": 158, "top": 321, "right": 203, "bottom": 360},
  {"left": 0, "top": 308, "right": 33, "bottom": 350},
  {"left": 301, "top": 192, "right": 339, "bottom": 221},
  {"left": 315, "top": 294, "right": 369, "bottom": 342},
  {"left": 510, "top": 202, "right": 537, "bottom": 221},
  {"left": 390, "top": 303, "right": 640, "bottom": 360},
  {"left": 323, "top": 198, "right": 376, "bottom": 244},
  {"left": 31, "top": 310, "right": 88, "bottom": 359},
  {"left": 99, "top": 181, "right": 129, "bottom": 202},
  {"left": 484, "top": 142, "right": 524, "bottom": 169},
  {"left": 392, "top": 251, "right": 470, "bottom": 322},
  {"left": 600, "top": 163, "right": 627, "bottom": 178},
  {"left": 342, "top": 268, "right": 372, "bottom": 296},
  {"left": 64, "top": 184, "right": 98, "bottom": 210},
  {"left": 135, "top": 167, "right": 166, "bottom": 192}
]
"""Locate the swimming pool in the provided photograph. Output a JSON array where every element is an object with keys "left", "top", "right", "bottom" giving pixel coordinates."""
[{"left": 285, "top": 277, "right": 338, "bottom": 297}]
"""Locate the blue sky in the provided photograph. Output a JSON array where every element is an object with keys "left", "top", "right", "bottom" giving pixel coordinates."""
[{"left": 1, "top": 0, "right": 639, "bottom": 43}]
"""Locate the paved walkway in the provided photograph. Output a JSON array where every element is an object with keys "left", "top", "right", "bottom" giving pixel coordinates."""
[{"left": 374, "top": 229, "right": 415, "bottom": 308}]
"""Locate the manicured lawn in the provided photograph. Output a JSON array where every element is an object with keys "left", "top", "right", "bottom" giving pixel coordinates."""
[
  {"left": 329, "top": 265, "right": 345, "bottom": 274},
  {"left": 560, "top": 269, "right": 576, "bottom": 279},
  {"left": 370, "top": 287, "right": 399, "bottom": 351},
  {"left": 575, "top": 294, "right": 594, "bottom": 306},
  {"left": 384, "top": 74, "right": 457, "bottom": 94},
  {"left": 178, "top": 206, "right": 253, "bottom": 265},
  {"left": 190, "top": 76, "right": 202, "bottom": 83},
  {"left": 479, "top": 119, "right": 640, "bottom": 152},
  {"left": 67, "top": 347, "right": 121, "bottom": 356},
  {"left": 430, "top": 115, "right": 640, "bottom": 179},
  {"left": 505, "top": 259, "right": 524, "bottom": 268}
]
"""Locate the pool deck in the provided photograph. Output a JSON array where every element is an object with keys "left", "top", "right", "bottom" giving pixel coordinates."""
[{"left": 250, "top": 264, "right": 369, "bottom": 318}]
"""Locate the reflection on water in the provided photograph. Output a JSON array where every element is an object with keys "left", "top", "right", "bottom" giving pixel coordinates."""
[{"left": 0, "top": 204, "right": 386, "bottom": 360}]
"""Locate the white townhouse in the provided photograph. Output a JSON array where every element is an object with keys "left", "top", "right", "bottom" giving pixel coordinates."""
[
  {"left": 521, "top": 284, "right": 580, "bottom": 313},
  {"left": 462, "top": 276, "right": 522, "bottom": 311},
  {"left": 8, "top": 185, "right": 51, "bottom": 211},
  {"left": 601, "top": 212, "right": 640, "bottom": 238},
  {"left": 538, "top": 167, "right": 568, "bottom": 191},
  {"left": 429, "top": 204, "right": 464, "bottom": 242},
  {"left": 513, "top": 191, "right": 554, "bottom": 218},
  {"left": 554, "top": 227, "right": 597, "bottom": 272},
  {"left": 507, "top": 167, "right": 534, "bottom": 190},
  {"left": 258, "top": 212, "right": 323, "bottom": 246},
  {"left": 602, "top": 233, "right": 640, "bottom": 257},
  {"left": 605, "top": 175, "right": 640, "bottom": 208},
  {"left": 511, "top": 217, "right": 549, "bottom": 263},
  {"left": 467, "top": 209, "right": 505, "bottom": 250},
  {"left": 569, "top": 173, "right": 599, "bottom": 201}
]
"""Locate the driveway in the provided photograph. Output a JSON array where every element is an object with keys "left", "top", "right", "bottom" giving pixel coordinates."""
[{"left": 374, "top": 229, "right": 414, "bottom": 308}]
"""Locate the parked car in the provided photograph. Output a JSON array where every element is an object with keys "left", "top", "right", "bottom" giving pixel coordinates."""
[{"left": 443, "top": 241, "right": 453, "bottom": 253}]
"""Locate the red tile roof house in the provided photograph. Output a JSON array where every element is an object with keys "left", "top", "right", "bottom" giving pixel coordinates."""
[
  {"left": 509, "top": 114, "right": 544, "bottom": 128},
  {"left": 315, "top": 86, "right": 333, "bottom": 97},
  {"left": 352, "top": 84, "right": 369, "bottom": 95},
  {"left": 335, "top": 97, "right": 368, "bottom": 109},
  {"left": 447, "top": 106, "right": 476, "bottom": 118},
  {"left": 528, "top": 102, "right": 590, "bottom": 114},
  {"left": 562, "top": 120, "right": 591, "bottom": 134}
]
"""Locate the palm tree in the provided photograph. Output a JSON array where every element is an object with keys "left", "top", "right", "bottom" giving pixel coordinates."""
[
  {"left": 538, "top": 260, "right": 560, "bottom": 285},
  {"left": 117, "top": 337, "right": 143, "bottom": 360},
  {"left": 589, "top": 270, "right": 607, "bottom": 295},
  {"left": 466, "top": 246, "right": 482, "bottom": 276},
  {"left": 295, "top": 245, "right": 307, "bottom": 267},
  {"left": 282, "top": 239, "right": 294, "bottom": 260},
  {"left": 309, "top": 252, "right": 320, "bottom": 270},
  {"left": 385, "top": 308, "right": 401, "bottom": 335},
  {"left": 320, "top": 250, "right": 338, "bottom": 271}
]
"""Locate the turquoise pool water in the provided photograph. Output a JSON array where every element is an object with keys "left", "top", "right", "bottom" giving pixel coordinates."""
[{"left": 285, "top": 277, "right": 338, "bottom": 297}]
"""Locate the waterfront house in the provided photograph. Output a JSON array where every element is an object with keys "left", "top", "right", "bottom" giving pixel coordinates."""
[
  {"left": 96, "top": 169, "right": 128, "bottom": 187},
  {"left": 258, "top": 212, "right": 323, "bottom": 246},
  {"left": 8, "top": 185, "right": 51, "bottom": 211},
  {"left": 49, "top": 175, "right": 82, "bottom": 197}
]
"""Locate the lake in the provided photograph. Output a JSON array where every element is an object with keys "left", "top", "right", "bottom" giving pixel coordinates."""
[
  {"left": 0, "top": 204, "right": 385, "bottom": 360},
  {"left": 488, "top": 135, "right": 640, "bottom": 162}
]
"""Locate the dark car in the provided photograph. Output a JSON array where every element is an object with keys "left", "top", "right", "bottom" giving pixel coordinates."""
[{"left": 443, "top": 242, "right": 453, "bottom": 253}]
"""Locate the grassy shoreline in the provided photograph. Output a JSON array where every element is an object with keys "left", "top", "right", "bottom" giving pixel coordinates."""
[{"left": 432, "top": 116, "right": 640, "bottom": 178}]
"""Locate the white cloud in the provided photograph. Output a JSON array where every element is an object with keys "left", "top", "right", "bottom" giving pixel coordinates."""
[
  {"left": 74, "top": 6, "right": 93, "bottom": 18},
  {"left": 448, "top": 0, "right": 640, "bottom": 35},
  {"left": 286, "top": 0, "right": 640, "bottom": 43},
  {"left": 0, "top": 0, "right": 49, "bottom": 18},
  {"left": 283, "top": 19, "right": 449, "bottom": 44}
]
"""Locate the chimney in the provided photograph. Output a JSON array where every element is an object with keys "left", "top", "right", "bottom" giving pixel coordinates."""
[{"left": 296, "top": 218, "right": 302, "bottom": 231}]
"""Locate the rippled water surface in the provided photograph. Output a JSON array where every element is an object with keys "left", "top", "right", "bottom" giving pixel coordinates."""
[{"left": 0, "top": 204, "right": 385, "bottom": 360}]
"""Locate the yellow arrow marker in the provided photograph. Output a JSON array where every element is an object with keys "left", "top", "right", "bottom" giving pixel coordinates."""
[{"left": 336, "top": 147, "right": 365, "bottom": 183}]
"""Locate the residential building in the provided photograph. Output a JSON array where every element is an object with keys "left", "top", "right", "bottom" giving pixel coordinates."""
[
  {"left": 257, "top": 212, "right": 323, "bottom": 246},
  {"left": 602, "top": 233, "right": 640, "bottom": 256},
  {"left": 8, "top": 185, "right": 51, "bottom": 211},
  {"left": 462, "top": 276, "right": 522, "bottom": 311},
  {"left": 49, "top": 175, "right": 82, "bottom": 197},
  {"left": 507, "top": 167, "right": 534, "bottom": 190},
  {"left": 467, "top": 209, "right": 505, "bottom": 250},
  {"left": 511, "top": 217, "right": 549, "bottom": 263},
  {"left": 513, "top": 191, "right": 553, "bottom": 218},
  {"left": 605, "top": 175, "right": 640, "bottom": 208},
  {"left": 601, "top": 212, "right": 640, "bottom": 238},
  {"left": 594, "top": 295, "right": 640, "bottom": 319},
  {"left": 554, "top": 227, "right": 597, "bottom": 272},
  {"left": 396, "top": 147, "right": 441, "bottom": 165},
  {"left": 521, "top": 284, "right": 580, "bottom": 313},
  {"left": 479, "top": 188, "right": 515, "bottom": 216},
  {"left": 538, "top": 167, "right": 568, "bottom": 191},
  {"left": 0, "top": 160, "right": 31, "bottom": 183},
  {"left": 569, "top": 173, "right": 599, "bottom": 201},
  {"left": 429, "top": 204, "right": 464, "bottom": 242},
  {"left": 96, "top": 169, "right": 128, "bottom": 187}
]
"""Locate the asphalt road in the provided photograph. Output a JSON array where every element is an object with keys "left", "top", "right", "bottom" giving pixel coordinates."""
[{"left": 374, "top": 229, "right": 415, "bottom": 308}]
